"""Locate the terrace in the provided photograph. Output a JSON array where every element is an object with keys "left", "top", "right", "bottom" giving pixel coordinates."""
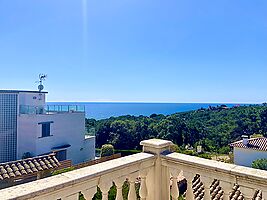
[{"left": 1, "top": 139, "right": 266, "bottom": 200}]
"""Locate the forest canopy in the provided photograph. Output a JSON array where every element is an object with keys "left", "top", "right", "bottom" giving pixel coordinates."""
[{"left": 86, "top": 105, "right": 267, "bottom": 153}]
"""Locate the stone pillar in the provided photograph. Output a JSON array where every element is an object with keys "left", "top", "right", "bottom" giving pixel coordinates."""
[{"left": 140, "top": 139, "right": 173, "bottom": 200}]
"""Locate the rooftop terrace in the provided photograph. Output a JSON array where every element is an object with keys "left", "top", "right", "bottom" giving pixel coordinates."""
[{"left": 19, "top": 105, "right": 85, "bottom": 115}]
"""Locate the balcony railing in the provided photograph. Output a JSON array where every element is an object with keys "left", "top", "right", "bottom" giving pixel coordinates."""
[
  {"left": 19, "top": 105, "right": 85, "bottom": 115},
  {"left": 19, "top": 105, "right": 45, "bottom": 114},
  {"left": 1, "top": 139, "right": 267, "bottom": 200},
  {"left": 46, "top": 105, "right": 85, "bottom": 113}
]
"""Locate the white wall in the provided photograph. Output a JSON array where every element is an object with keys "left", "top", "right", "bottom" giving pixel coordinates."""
[
  {"left": 18, "top": 92, "right": 46, "bottom": 107},
  {"left": 17, "top": 112, "right": 95, "bottom": 164},
  {"left": 234, "top": 147, "right": 267, "bottom": 167},
  {"left": 82, "top": 136, "right": 95, "bottom": 162}
]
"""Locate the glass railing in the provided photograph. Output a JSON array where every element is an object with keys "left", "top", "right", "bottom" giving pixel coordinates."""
[
  {"left": 19, "top": 105, "right": 85, "bottom": 114},
  {"left": 19, "top": 105, "right": 45, "bottom": 114},
  {"left": 46, "top": 105, "right": 85, "bottom": 113}
]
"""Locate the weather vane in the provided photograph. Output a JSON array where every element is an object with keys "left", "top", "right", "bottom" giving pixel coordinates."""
[{"left": 37, "top": 74, "right": 47, "bottom": 92}]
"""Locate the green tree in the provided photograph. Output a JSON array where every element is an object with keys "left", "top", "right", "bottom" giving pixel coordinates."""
[{"left": 252, "top": 159, "right": 267, "bottom": 171}]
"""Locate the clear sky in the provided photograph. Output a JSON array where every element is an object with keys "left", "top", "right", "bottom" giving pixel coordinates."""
[{"left": 0, "top": 0, "right": 266, "bottom": 103}]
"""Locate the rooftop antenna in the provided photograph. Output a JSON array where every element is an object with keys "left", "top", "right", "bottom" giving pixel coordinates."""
[{"left": 37, "top": 74, "right": 47, "bottom": 92}]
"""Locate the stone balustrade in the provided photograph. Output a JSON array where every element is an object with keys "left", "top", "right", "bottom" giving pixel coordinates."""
[
  {"left": 1, "top": 139, "right": 267, "bottom": 200},
  {"left": 162, "top": 152, "right": 267, "bottom": 200}
]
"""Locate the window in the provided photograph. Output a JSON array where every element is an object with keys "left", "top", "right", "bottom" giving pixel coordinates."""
[{"left": 38, "top": 121, "right": 53, "bottom": 137}]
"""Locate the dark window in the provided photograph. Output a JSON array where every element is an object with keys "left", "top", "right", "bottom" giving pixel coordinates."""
[
  {"left": 55, "top": 150, "right": 67, "bottom": 161},
  {"left": 38, "top": 121, "right": 53, "bottom": 137}
]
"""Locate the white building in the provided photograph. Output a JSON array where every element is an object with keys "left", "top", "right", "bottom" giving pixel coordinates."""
[
  {"left": 230, "top": 136, "right": 267, "bottom": 167},
  {"left": 0, "top": 90, "right": 95, "bottom": 164}
]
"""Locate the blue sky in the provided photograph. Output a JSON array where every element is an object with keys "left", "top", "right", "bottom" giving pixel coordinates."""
[{"left": 0, "top": 0, "right": 266, "bottom": 103}]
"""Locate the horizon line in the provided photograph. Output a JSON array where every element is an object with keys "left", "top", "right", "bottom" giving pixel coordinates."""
[{"left": 46, "top": 101, "right": 264, "bottom": 104}]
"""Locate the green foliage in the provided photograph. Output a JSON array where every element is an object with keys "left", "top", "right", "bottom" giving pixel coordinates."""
[
  {"left": 218, "top": 146, "right": 231, "bottom": 154},
  {"left": 101, "top": 144, "right": 114, "bottom": 157},
  {"left": 87, "top": 105, "right": 267, "bottom": 154},
  {"left": 252, "top": 159, "right": 267, "bottom": 170},
  {"left": 170, "top": 144, "right": 181, "bottom": 153},
  {"left": 80, "top": 181, "right": 139, "bottom": 200},
  {"left": 51, "top": 167, "right": 75, "bottom": 176}
]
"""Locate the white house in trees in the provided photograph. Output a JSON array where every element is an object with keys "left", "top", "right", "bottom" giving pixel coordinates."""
[
  {"left": 230, "top": 136, "right": 267, "bottom": 167},
  {"left": 0, "top": 90, "right": 95, "bottom": 164}
]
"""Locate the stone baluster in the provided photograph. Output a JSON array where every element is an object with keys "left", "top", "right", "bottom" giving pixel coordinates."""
[
  {"left": 82, "top": 187, "right": 97, "bottom": 200},
  {"left": 220, "top": 181, "right": 233, "bottom": 200},
  {"left": 139, "top": 168, "right": 149, "bottom": 200},
  {"left": 201, "top": 175, "right": 212, "bottom": 200},
  {"left": 128, "top": 174, "right": 137, "bottom": 200},
  {"left": 262, "top": 190, "right": 267, "bottom": 200},
  {"left": 98, "top": 181, "right": 112, "bottom": 200},
  {"left": 183, "top": 171, "right": 195, "bottom": 200},
  {"left": 239, "top": 186, "right": 255, "bottom": 200},
  {"left": 114, "top": 177, "right": 126, "bottom": 200},
  {"left": 169, "top": 167, "right": 180, "bottom": 200}
]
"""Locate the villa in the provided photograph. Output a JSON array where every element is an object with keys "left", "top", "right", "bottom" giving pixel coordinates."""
[
  {"left": 230, "top": 135, "right": 267, "bottom": 167},
  {"left": 0, "top": 90, "right": 95, "bottom": 165}
]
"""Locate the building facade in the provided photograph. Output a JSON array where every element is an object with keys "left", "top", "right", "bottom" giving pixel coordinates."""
[
  {"left": 0, "top": 90, "right": 95, "bottom": 164},
  {"left": 230, "top": 136, "right": 267, "bottom": 167}
]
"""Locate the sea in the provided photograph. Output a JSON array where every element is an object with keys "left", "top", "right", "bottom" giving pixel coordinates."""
[{"left": 47, "top": 102, "right": 246, "bottom": 120}]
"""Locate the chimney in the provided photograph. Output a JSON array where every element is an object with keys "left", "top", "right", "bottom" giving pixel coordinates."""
[{"left": 242, "top": 135, "right": 249, "bottom": 145}]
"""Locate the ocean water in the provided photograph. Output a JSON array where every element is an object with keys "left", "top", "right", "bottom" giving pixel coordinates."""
[{"left": 47, "top": 102, "right": 243, "bottom": 120}]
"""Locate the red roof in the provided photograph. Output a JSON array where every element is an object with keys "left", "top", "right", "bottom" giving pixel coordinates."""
[{"left": 230, "top": 137, "right": 267, "bottom": 152}]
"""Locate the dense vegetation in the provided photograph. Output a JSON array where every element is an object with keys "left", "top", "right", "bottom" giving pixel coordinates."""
[
  {"left": 252, "top": 158, "right": 267, "bottom": 171},
  {"left": 86, "top": 104, "right": 267, "bottom": 153}
]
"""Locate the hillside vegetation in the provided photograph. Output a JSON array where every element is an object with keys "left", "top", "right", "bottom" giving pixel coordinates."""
[{"left": 86, "top": 104, "right": 267, "bottom": 153}]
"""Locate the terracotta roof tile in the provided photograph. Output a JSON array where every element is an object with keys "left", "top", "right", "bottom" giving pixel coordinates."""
[
  {"left": 230, "top": 137, "right": 267, "bottom": 151},
  {"left": 0, "top": 154, "right": 60, "bottom": 181}
]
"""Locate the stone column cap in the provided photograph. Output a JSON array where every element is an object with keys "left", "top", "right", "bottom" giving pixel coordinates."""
[{"left": 140, "top": 139, "right": 173, "bottom": 149}]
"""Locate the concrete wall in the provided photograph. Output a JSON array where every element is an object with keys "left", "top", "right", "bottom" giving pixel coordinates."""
[
  {"left": 18, "top": 92, "right": 46, "bottom": 107},
  {"left": 17, "top": 112, "right": 95, "bottom": 164},
  {"left": 234, "top": 147, "right": 267, "bottom": 167},
  {"left": 82, "top": 136, "right": 95, "bottom": 162}
]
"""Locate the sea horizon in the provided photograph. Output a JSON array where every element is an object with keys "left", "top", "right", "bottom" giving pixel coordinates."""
[{"left": 47, "top": 102, "right": 258, "bottom": 120}]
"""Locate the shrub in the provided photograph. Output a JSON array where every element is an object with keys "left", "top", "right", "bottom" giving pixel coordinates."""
[
  {"left": 170, "top": 144, "right": 181, "bottom": 153},
  {"left": 218, "top": 146, "right": 230, "bottom": 154},
  {"left": 101, "top": 144, "right": 114, "bottom": 157},
  {"left": 51, "top": 167, "right": 75, "bottom": 176},
  {"left": 252, "top": 159, "right": 267, "bottom": 170}
]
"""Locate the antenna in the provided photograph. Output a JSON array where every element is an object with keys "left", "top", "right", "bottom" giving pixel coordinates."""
[{"left": 37, "top": 74, "right": 47, "bottom": 92}]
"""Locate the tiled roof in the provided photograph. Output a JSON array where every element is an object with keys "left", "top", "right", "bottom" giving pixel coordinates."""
[
  {"left": 0, "top": 154, "right": 60, "bottom": 180},
  {"left": 230, "top": 137, "right": 267, "bottom": 151},
  {"left": 191, "top": 174, "right": 262, "bottom": 200}
]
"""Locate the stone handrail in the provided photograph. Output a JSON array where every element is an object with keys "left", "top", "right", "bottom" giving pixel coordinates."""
[
  {"left": 162, "top": 152, "right": 267, "bottom": 200},
  {"left": 0, "top": 153, "right": 155, "bottom": 200},
  {"left": 1, "top": 139, "right": 267, "bottom": 200}
]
